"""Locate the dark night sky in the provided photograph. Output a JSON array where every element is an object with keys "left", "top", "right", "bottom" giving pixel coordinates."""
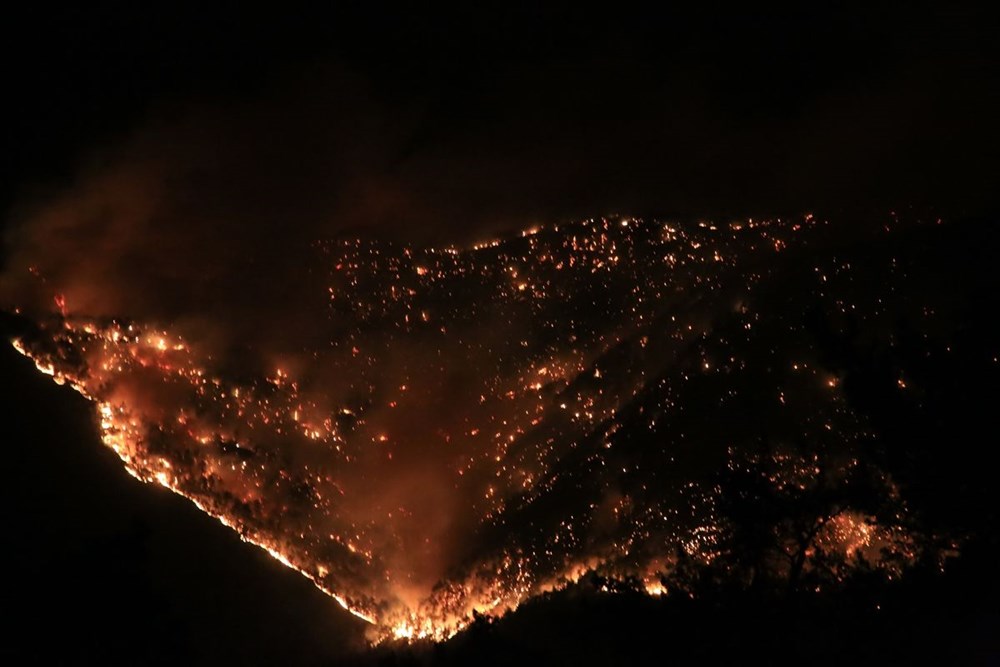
[
  {"left": 3, "top": 4, "right": 998, "bottom": 238},
  {"left": 1, "top": 4, "right": 998, "bottom": 665}
]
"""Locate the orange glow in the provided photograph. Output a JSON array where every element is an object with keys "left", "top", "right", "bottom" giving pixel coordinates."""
[{"left": 8, "top": 215, "right": 920, "bottom": 643}]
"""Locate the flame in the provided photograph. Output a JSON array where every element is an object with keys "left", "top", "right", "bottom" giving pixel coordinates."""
[{"left": 7, "top": 216, "right": 921, "bottom": 643}]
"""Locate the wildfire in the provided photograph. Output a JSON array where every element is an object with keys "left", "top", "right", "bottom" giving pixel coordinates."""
[{"left": 7, "top": 216, "right": 923, "bottom": 643}]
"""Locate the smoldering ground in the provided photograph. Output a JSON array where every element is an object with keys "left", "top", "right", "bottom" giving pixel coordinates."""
[{"left": 1, "top": 7, "right": 998, "bottom": 659}]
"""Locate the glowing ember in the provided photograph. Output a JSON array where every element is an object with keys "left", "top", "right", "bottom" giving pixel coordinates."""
[{"left": 7, "top": 216, "right": 926, "bottom": 642}]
